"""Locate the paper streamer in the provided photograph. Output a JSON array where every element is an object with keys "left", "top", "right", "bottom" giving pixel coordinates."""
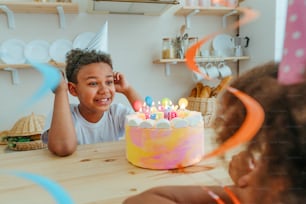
[
  {"left": 86, "top": 21, "right": 109, "bottom": 53},
  {"left": 21, "top": 61, "right": 61, "bottom": 110},
  {"left": 1, "top": 171, "right": 74, "bottom": 204},
  {"left": 203, "top": 87, "right": 265, "bottom": 159}
]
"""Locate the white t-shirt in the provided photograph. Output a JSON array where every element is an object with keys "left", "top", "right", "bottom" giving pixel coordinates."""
[{"left": 42, "top": 103, "right": 133, "bottom": 145}]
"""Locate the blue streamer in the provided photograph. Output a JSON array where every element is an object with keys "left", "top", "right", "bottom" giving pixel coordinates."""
[
  {"left": 2, "top": 170, "right": 74, "bottom": 204},
  {"left": 21, "top": 61, "right": 61, "bottom": 110}
]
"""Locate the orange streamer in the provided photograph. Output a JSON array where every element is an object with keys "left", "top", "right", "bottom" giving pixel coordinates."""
[
  {"left": 223, "top": 186, "right": 241, "bottom": 204},
  {"left": 203, "top": 87, "right": 265, "bottom": 159},
  {"left": 201, "top": 186, "right": 225, "bottom": 204}
]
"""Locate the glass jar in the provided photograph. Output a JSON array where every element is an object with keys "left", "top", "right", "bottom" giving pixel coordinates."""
[
  {"left": 162, "top": 38, "right": 175, "bottom": 59},
  {"left": 188, "top": 37, "right": 200, "bottom": 57}
]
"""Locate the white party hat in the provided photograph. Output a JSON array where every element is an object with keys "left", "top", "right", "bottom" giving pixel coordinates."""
[{"left": 86, "top": 21, "right": 108, "bottom": 53}]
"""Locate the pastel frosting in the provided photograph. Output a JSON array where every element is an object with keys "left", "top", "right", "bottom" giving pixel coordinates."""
[{"left": 125, "top": 111, "right": 205, "bottom": 170}]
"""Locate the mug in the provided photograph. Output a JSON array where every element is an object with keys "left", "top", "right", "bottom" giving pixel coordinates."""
[
  {"left": 218, "top": 62, "right": 232, "bottom": 78},
  {"left": 191, "top": 66, "right": 207, "bottom": 82},
  {"left": 205, "top": 63, "right": 219, "bottom": 79}
]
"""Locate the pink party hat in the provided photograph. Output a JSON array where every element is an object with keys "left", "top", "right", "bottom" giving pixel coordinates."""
[{"left": 278, "top": 0, "right": 306, "bottom": 85}]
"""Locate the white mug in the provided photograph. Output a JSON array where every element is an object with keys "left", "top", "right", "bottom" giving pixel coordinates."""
[
  {"left": 218, "top": 62, "right": 232, "bottom": 78},
  {"left": 191, "top": 66, "right": 207, "bottom": 82},
  {"left": 205, "top": 63, "right": 219, "bottom": 79}
]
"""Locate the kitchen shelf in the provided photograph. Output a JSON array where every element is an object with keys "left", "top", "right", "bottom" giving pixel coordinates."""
[
  {"left": 0, "top": 2, "right": 78, "bottom": 14},
  {"left": 153, "top": 56, "right": 250, "bottom": 76},
  {"left": 0, "top": 2, "right": 79, "bottom": 28},
  {"left": 153, "top": 56, "right": 249, "bottom": 64},
  {"left": 0, "top": 63, "right": 65, "bottom": 70},
  {"left": 0, "top": 62, "right": 64, "bottom": 84},
  {"left": 174, "top": 6, "right": 239, "bottom": 16}
]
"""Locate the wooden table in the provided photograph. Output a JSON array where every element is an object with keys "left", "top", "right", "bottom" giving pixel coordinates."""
[{"left": 0, "top": 137, "right": 232, "bottom": 204}]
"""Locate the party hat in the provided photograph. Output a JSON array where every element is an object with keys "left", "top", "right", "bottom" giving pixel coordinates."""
[
  {"left": 86, "top": 21, "right": 108, "bottom": 53},
  {"left": 278, "top": 0, "right": 306, "bottom": 85}
]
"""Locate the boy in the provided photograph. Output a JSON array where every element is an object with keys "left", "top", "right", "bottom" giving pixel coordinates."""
[{"left": 42, "top": 49, "right": 142, "bottom": 156}]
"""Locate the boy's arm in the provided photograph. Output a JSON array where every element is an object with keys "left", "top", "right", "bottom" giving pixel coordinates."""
[
  {"left": 123, "top": 185, "right": 238, "bottom": 204},
  {"left": 47, "top": 79, "right": 77, "bottom": 156}
]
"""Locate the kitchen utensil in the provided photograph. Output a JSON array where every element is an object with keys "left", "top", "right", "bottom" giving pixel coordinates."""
[{"left": 232, "top": 34, "right": 250, "bottom": 56}]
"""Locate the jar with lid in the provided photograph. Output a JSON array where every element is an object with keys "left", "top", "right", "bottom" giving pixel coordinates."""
[
  {"left": 188, "top": 37, "right": 200, "bottom": 57},
  {"left": 162, "top": 38, "right": 175, "bottom": 59}
]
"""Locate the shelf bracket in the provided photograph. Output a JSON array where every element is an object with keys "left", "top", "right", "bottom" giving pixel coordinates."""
[
  {"left": 0, "top": 5, "right": 15, "bottom": 29},
  {"left": 222, "top": 10, "right": 238, "bottom": 28},
  {"left": 56, "top": 6, "right": 66, "bottom": 29},
  {"left": 164, "top": 62, "right": 177, "bottom": 76},
  {"left": 185, "top": 9, "right": 199, "bottom": 28},
  {"left": 4, "top": 68, "right": 20, "bottom": 84}
]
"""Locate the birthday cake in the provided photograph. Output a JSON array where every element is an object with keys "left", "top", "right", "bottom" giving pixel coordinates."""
[{"left": 125, "top": 97, "right": 205, "bottom": 170}]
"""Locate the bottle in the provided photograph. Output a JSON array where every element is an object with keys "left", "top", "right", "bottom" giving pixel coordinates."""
[{"left": 162, "top": 38, "right": 175, "bottom": 59}]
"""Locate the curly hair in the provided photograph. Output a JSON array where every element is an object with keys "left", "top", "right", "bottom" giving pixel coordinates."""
[
  {"left": 65, "top": 49, "right": 113, "bottom": 83},
  {"left": 215, "top": 62, "right": 306, "bottom": 203}
]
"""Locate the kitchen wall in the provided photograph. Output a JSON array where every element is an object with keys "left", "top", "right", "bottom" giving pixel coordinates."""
[{"left": 0, "top": 0, "right": 276, "bottom": 130}]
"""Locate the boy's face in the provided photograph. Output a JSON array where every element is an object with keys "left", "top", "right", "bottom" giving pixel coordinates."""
[{"left": 69, "top": 62, "right": 115, "bottom": 115}]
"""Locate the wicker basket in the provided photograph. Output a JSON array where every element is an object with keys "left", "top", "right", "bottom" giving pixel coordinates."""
[{"left": 187, "top": 97, "right": 217, "bottom": 127}]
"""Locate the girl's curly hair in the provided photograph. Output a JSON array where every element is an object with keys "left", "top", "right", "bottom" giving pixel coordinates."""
[
  {"left": 214, "top": 62, "right": 306, "bottom": 203},
  {"left": 65, "top": 49, "right": 113, "bottom": 83}
]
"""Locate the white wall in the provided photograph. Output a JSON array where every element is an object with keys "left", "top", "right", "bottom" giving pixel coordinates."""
[
  {"left": 0, "top": 0, "right": 275, "bottom": 130},
  {"left": 239, "top": 0, "right": 276, "bottom": 73}
]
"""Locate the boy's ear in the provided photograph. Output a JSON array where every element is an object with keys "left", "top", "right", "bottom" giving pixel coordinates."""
[{"left": 68, "top": 82, "right": 77, "bottom": 96}]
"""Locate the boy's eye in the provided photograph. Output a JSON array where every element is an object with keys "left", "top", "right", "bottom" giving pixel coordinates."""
[
  {"left": 88, "top": 82, "right": 98, "bottom": 86},
  {"left": 106, "top": 80, "right": 113, "bottom": 85}
]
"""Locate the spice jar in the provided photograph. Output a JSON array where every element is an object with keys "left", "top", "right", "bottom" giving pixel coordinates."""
[{"left": 162, "top": 38, "right": 175, "bottom": 59}]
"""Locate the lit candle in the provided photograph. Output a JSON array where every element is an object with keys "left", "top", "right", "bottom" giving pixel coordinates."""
[{"left": 178, "top": 98, "right": 188, "bottom": 110}]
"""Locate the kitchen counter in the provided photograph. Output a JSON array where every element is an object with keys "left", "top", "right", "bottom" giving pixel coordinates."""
[{"left": 0, "top": 130, "right": 232, "bottom": 204}]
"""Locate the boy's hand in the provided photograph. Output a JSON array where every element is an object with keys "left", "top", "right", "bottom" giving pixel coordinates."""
[
  {"left": 53, "top": 71, "right": 68, "bottom": 94},
  {"left": 113, "top": 71, "right": 130, "bottom": 94}
]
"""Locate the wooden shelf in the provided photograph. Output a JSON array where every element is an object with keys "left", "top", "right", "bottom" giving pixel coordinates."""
[
  {"left": 174, "top": 6, "right": 239, "bottom": 16},
  {"left": 153, "top": 56, "right": 249, "bottom": 76},
  {"left": 0, "top": 62, "right": 65, "bottom": 69},
  {"left": 153, "top": 56, "right": 250, "bottom": 64},
  {"left": 0, "top": 2, "right": 79, "bottom": 14}
]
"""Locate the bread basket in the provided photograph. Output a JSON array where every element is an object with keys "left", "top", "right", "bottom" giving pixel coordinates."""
[{"left": 187, "top": 97, "right": 217, "bottom": 127}]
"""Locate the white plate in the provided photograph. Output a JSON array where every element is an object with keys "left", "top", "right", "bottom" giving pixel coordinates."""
[
  {"left": 0, "top": 39, "right": 26, "bottom": 64},
  {"left": 49, "top": 39, "right": 72, "bottom": 63},
  {"left": 24, "top": 40, "right": 51, "bottom": 63},
  {"left": 212, "top": 34, "right": 234, "bottom": 57},
  {"left": 73, "top": 32, "right": 95, "bottom": 49}
]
